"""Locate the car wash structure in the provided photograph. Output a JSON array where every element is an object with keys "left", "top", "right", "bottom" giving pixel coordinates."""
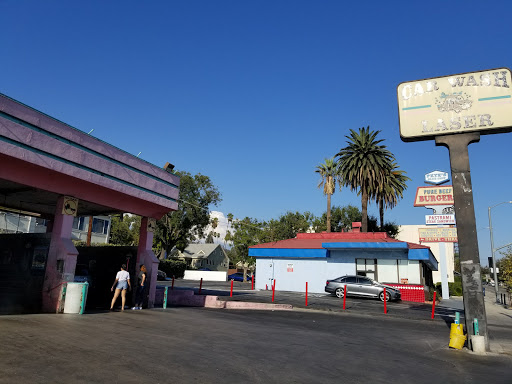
[{"left": 0, "top": 93, "right": 179, "bottom": 314}]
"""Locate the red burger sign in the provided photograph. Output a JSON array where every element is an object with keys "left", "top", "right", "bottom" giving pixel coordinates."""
[{"left": 414, "top": 186, "right": 453, "bottom": 206}]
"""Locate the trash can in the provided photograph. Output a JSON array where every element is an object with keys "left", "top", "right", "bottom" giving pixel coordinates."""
[{"left": 63, "top": 282, "right": 89, "bottom": 314}]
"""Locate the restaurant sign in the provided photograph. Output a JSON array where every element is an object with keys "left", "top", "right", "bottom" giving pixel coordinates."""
[
  {"left": 398, "top": 68, "right": 512, "bottom": 141},
  {"left": 425, "top": 214, "right": 456, "bottom": 225},
  {"left": 414, "top": 186, "right": 453, "bottom": 206},
  {"left": 425, "top": 170, "right": 449, "bottom": 185},
  {"left": 419, "top": 227, "right": 458, "bottom": 242}
]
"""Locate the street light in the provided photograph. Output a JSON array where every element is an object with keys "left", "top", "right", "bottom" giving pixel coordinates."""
[{"left": 488, "top": 201, "right": 512, "bottom": 303}]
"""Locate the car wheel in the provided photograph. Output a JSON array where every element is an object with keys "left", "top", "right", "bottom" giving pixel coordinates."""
[
  {"left": 335, "top": 287, "right": 345, "bottom": 298},
  {"left": 379, "top": 291, "right": 391, "bottom": 302}
]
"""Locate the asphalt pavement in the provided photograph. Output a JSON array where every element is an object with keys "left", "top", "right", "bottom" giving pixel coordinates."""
[
  {"left": 1, "top": 306, "right": 511, "bottom": 383},
  {"left": 158, "top": 279, "right": 512, "bottom": 354}
]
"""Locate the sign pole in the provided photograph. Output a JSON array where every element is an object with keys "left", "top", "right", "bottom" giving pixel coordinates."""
[
  {"left": 438, "top": 241, "right": 449, "bottom": 300},
  {"left": 435, "top": 132, "right": 488, "bottom": 350}
]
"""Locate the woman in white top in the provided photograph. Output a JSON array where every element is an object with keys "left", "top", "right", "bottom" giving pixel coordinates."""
[{"left": 110, "top": 264, "right": 131, "bottom": 311}]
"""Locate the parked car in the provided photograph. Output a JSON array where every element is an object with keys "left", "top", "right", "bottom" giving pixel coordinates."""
[
  {"left": 228, "top": 272, "right": 250, "bottom": 282},
  {"left": 325, "top": 275, "right": 401, "bottom": 301},
  {"left": 157, "top": 270, "right": 167, "bottom": 281}
]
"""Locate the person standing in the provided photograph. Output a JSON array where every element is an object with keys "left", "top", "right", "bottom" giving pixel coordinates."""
[
  {"left": 110, "top": 264, "right": 131, "bottom": 311},
  {"left": 132, "top": 264, "right": 147, "bottom": 310}
]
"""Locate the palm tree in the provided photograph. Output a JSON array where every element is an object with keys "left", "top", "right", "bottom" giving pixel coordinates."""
[
  {"left": 315, "top": 158, "right": 342, "bottom": 232},
  {"left": 374, "top": 162, "right": 410, "bottom": 229},
  {"left": 336, "top": 127, "right": 394, "bottom": 232}
]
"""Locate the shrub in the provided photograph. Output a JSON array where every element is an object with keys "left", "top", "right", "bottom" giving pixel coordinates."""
[
  {"left": 435, "top": 276, "right": 463, "bottom": 297},
  {"left": 159, "top": 259, "right": 186, "bottom": 279}
]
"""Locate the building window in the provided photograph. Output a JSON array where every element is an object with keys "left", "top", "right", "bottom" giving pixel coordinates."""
[
  {"left": 72, "top": 217, "right": 85, "bottom": 231},
  {"left": 356, "top": 258, "right": 377, "bottom": 280},
  {"left": 92, "top": 218, "right": 109, "bottom": 234}
]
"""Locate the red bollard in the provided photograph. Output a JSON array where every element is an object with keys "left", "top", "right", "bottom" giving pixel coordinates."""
[
  {"left": 383, "top": 288, "right": 387, "bottom": 314},
  {"left": 171, "top": 276, "right": 175, "bottom": 290},
  {"left": 343, "top": 284, "right": 347, "bottom": 310},
  {"left": 431, "top": 291, "right": 436, "bottom": 319},
  {"left": 251, "top": 275, "right": 254, "bottom": 290},
  {"left": 272, "top": 280, "right": 276, "bottom": 302},
  {"left": 305, "top": 282, "right": 308, "bottom": 307},
  {"left": 230, "top": 279, "right": 234, "bottom": 297}
]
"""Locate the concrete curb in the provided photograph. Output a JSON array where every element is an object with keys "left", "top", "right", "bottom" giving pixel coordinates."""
[{"left": 155, "top": 287, "right": 292, "bottom": 311}]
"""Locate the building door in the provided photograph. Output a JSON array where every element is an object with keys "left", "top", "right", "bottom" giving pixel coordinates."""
[{"left": 259, "top": 258, "right": 274, "bottom": 289}]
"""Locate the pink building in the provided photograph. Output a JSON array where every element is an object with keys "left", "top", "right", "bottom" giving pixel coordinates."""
[{"left": 0, "top": 93, "right": 179, "bottom": 313}]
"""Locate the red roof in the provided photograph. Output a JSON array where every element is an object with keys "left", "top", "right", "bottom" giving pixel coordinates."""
[{"left": 250, "top": 232, "right": 428, "bottom": 250}]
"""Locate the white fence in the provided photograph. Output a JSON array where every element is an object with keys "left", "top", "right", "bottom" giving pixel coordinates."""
[{"left": 183, "top": 270, "right": 227, "bottom": 281}]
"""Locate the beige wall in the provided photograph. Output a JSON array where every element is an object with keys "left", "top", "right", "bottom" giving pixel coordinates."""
[{"left": 397, "top": 225, "right": 455, "bottom": 284}]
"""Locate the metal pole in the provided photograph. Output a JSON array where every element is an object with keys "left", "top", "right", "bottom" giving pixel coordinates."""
[{"left": 488, "top": 206, "right": 499, "bottom": 304}]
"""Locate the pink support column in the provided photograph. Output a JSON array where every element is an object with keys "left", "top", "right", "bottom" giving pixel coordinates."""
[
  {"left": 42, "top": 196, "right": 78, "bottom": 312},
  {"left": 137, "top": 217, "right": 158, "bottom": 308}
]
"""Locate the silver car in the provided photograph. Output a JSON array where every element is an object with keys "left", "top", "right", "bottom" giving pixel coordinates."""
[{"left": 325, "top": 275, "right": 401, "bottom": 301}]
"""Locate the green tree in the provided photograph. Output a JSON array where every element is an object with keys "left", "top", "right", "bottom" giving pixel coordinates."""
[
  {"left": 264, "top": 211, "right": 316, "bottom": 242},
  {"left": 315, "top": 158, "right": 342, "bottom": 233},
  {"left": 230, "top": 217, "right": 264, "bottom": 281},
  {"left": 336, "top": 126, "right": 394, "bottom": 232},
  {"left": 312, "top": 205, "right": 399, "bottom": 237},
  {"left": 109, "top": 214, "right": 141, "bottom": 245},
  {"left": 312, "top": 205, "right": 360, "bottom": 233},
  {"left": 374, "top": 163, "right": 410, "bottom": 229},
  {"left": 498, "top": 249, "right": 512, "bottom": 293},
  {"left": 154, "top": 171, "right": 221, "bottom": 256}
]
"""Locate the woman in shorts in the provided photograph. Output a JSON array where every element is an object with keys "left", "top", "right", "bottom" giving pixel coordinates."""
[{"left": 110, "top": 264, "right": 131, "bottom": 311}]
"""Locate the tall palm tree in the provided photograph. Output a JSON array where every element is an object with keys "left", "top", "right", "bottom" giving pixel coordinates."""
[
  {"left": 374, "top": 162, "right": 410, "bottom": 229},
  {"left": 336, "top": 127, "right": 394, "bottom": 232},
  {"left": 315, "top": 158, "right": 342, "bottom": 232}
]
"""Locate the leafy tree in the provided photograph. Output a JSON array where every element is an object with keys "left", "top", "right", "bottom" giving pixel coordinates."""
[
  {"left": 315, "top": 158, "right": 342, "bottom": 233},
  {"left": 230, "top": 217, "right": 264, "bottom": 280},
  {"left": 264, "top": 211, "right": 316, "bottom": 242},
  {"left": 154, "top": 171, "right": 221, "bottom": 256},
  {"left": 109, "top": 214, "right": 141, "bottom": 245},
  {"left": 336, "top": 127, "right": 394, "bottom": 232},
  {"left": 498, "top": 249, "right": 512, "bottom": 294},
  {"left": 374, "top": 162, "right": 410, "bottom": 229},
  {"left": 312, "top": 205, "right": 398, "bottom": 237},
  {"left": 312, "top": 205, "right": 360, "bottom": 232}
]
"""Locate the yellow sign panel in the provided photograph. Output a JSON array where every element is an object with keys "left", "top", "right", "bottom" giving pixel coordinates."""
[
  {"left": 398, "top": 68, "right": 512, "bottom": 141},
  {"left": 62, "top": 196, "right": 78, "bottom": 216},
  {"left": 414, "top": 186, "right": 453, "bottom": 206},
  {"left": 419, "top": 228, "right": 458, "bottom": 243}
]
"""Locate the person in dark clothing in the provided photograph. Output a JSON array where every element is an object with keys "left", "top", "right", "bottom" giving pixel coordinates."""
[{"left": 132, "top": 264, "right": 147, "bottom": 310}]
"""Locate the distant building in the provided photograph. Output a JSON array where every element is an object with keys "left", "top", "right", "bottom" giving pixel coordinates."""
[
  {"left": 0, "top": 211, "right": 47, "bottom": 234},
  {"left": 0, "top": 211, "right": 111, "bottom": 245},
  {"left": 171, "top": 244, "right": 229, "bottom": 271},
  {"left": 71, "top": 216, "right": 111, "bottom": 244}
]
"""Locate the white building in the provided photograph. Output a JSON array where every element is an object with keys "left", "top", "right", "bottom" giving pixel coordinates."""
[
  {"left": 396, "top": 225, "right": 455, "bottom": 284},
  {"left": 71, "top": 215, "right": 111, "bottom": 244},
  {"left": 249, "top": 230, "right": 438, "bottom": 303}
]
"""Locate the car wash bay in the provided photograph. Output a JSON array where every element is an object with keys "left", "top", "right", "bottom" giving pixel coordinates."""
[{"left": 0, "top": 93, "right": 179, "bottom": 314}]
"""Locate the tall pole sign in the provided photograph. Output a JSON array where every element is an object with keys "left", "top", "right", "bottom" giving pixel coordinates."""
[{"left": 398, "top": 68, "right": 512, "bottom": 352}]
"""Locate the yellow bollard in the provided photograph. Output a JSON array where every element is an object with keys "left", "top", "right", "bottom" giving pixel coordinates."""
[
  {"left": 449, "top": 333, "right": 466, "bottom": 349},
  {"left": 450, "top": 323, "right": 464, "bottom": 338}
]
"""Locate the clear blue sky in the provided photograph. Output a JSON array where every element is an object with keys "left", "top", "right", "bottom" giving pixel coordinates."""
[{"left": 2, "top": 1, "right": 512, "bottom": 265}]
